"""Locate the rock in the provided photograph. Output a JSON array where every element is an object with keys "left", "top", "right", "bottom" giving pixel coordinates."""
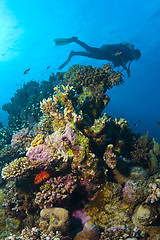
[
  {"left": 74, "top": 220, "right": 100, "bottom": 240},
  {"left": 133, "top": 203, "right": 158, "bottom": 226},
  {"left": 129, "top": 166, "right": 148, "bottom": 181}
]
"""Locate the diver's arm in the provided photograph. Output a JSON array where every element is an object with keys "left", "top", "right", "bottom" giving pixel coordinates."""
[
  {"left": 121, "top": 59, "right": 131, "bottom": 77},
  {"left": 126, "top": 61, "right": 132, "bottom": 77}
]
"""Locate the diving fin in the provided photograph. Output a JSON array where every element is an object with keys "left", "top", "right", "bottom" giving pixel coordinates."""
[{"left": 54, "top": 38, "right": 73, "bottom": 46}]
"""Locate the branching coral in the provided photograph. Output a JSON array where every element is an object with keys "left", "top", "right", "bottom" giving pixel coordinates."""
[
  {"left": 40, "top": 85, "right": 80, "bottom": 131},
  {"left": 35, "top": 174, "right": 78, "bottom": 208},
  {"left": 146, "top": 183, "right": 160, "bottom": 203},
  {"left": 1, "top": 157, "right": 35, "bottom": 180},
  {"left": 64, "top": 64, "right": 123, "bottom": 92}
]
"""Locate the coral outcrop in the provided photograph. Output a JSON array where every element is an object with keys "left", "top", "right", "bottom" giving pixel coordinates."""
[{"left": 1, "top": 64, "right": 160, "bottom": 239}]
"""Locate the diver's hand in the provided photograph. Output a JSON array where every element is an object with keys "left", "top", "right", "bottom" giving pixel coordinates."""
[{"left": 127, "top": 68, "right": 130, "bottom": 77}]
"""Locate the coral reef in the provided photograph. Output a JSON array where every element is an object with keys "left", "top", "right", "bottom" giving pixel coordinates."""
[
  {"left": 1, "top": 64, "right": 160, "bottom": 240},
  {"left": 2, "top": 75, "right": 58, "bottom": 131}
]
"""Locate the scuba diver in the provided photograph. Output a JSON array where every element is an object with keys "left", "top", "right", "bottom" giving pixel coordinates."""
[{"left": 54, "top": 37, "right": 141, "bottom": 77}]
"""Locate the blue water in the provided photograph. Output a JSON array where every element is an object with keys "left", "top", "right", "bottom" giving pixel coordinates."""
[{"left": 0, "top": 0, "right": 160, "bottom": 142}]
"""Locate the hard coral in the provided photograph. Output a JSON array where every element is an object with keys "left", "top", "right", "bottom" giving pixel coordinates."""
[
  {"left": 63, "top": 64, "right": 123, "bottom": 120},
  {"left": 11, "top": 128, "right": 32, "bottom": 154},
  {"left": 26, "top": 144, "right": 54, "bottom": 168},
  {"left": 40, "top": 207, "right": 70, "bottom": 233},
  {"left": 1, "top": 157, "right": 35, "bottom": 180},
  {"left": 35, "top": 173, "right": 78, "bottom": 208}
]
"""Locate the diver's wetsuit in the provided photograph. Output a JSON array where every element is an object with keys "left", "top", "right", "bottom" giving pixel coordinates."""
[{"left": 58, "top": 37, "right": 136, "bottom": 77}]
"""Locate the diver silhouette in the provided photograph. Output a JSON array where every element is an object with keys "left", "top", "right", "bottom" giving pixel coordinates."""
[{"left": 54, "top": 37, "right": 141, "bottom": 77}]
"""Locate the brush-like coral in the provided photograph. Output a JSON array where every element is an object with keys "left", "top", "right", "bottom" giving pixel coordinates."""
[
  {"left": 35, "top": 174, "right": 78, "bottom": 208},
  {"left": 1, "top": 157, "right": 35, "bottom": 180}
]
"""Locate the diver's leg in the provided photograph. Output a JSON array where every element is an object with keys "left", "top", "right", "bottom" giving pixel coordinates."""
[
  {"left": 58, "top": 50, "right": 103, "bottom": 70},
  {"left": 72, "top": 37, "right": 100, "bottom": 54},
  {"left": 58, "top": 51, "right": 75, "bottom": 70},
  {"left": 71, "top": 51, "right": 105, "bottom": 59}
]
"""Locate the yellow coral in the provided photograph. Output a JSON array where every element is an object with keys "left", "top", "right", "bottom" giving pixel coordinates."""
[
  {"left": 30, "top": 134, "right": 45, "bottom": 147},
  {"left": 1, "top": 157, "right": 35, "bottom": 180}
]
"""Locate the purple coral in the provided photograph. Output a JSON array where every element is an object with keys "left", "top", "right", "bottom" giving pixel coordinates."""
[
  {"left": 26, "top": 144, "right": 54, "bottom": 168},
  {"left": 72, "top": 208, "right": 90, "bottom": 226},
  {"left": 45, "top": 123, "right": 77, "bottom": 152}
]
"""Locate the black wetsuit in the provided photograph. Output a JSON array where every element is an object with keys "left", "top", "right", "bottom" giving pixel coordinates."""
[{"left": 58, "top": 38, "right": 135, "bottom": 76}]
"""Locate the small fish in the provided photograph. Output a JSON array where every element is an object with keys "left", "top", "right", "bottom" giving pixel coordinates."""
[
  {"left": 157, "top": 122, "right": 160, "bottom": 126},
  {"left": 34, "top": 170, "right": 51, "bottom": 184},
  {"left": 114, "top": 51, "right": 122, "bottom": 56},
  {"left": 24, "top": 68, "right": 30, "bottom": 75},
  {"left": 47, "top": 66, "right": 50, "bottom": 69}
]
